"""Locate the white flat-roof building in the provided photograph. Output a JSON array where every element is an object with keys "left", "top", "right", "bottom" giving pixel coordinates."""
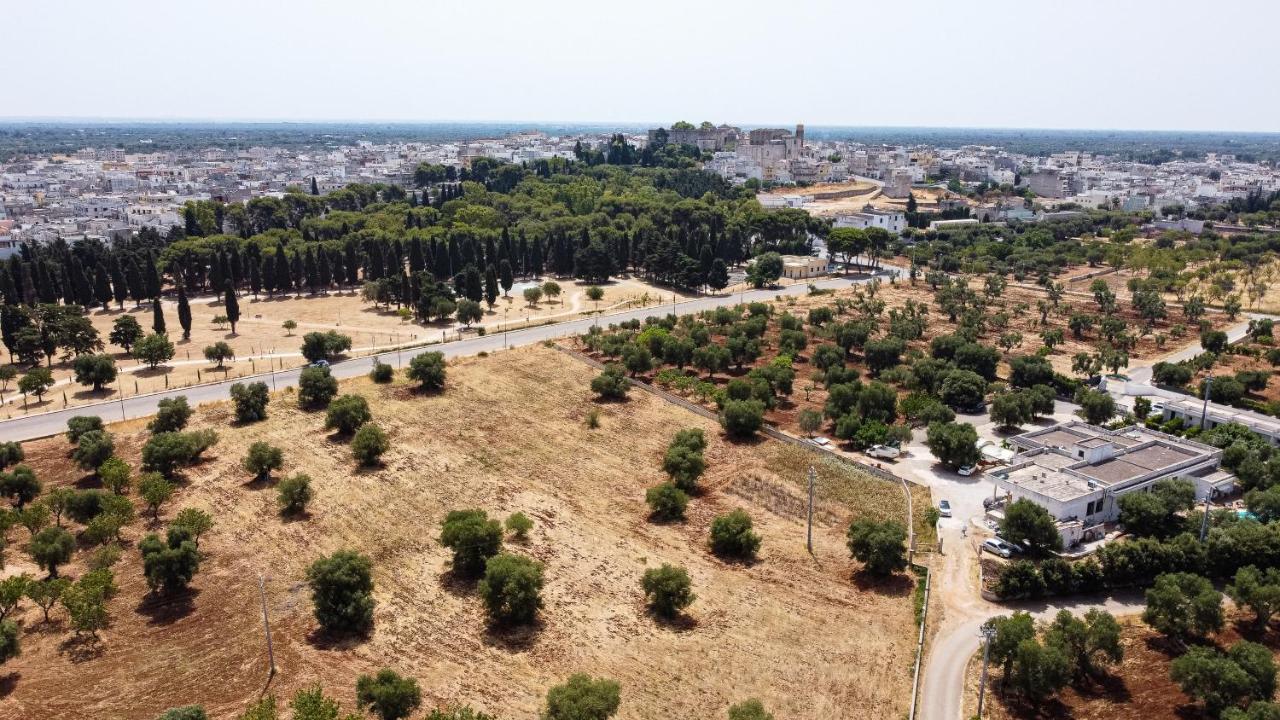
[
  {"left": 779, "top": 255, "right": 830, "bottom": 280},
  {"left": 1158, "top": 396, "right": 1280, "bottom": 446},
  {"left": 991, "top": 421, "right": 1233, "bottom": 530}
]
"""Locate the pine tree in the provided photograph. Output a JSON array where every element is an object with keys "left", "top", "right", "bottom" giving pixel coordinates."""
[
  {"left": 177, "top": 286, "right": 192, "bottom": 340},
  {"left": 152, "top": 298, "right": 166, "bottom": 334},
  {"left": 224, "top": 282, "right": 240, "bottom": 334}
]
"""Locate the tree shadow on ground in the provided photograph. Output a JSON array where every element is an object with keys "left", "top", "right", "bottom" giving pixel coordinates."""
[
  {"left": 306, "top": 627, "right": 370, "bottom": 651},
  {"left": 134, "top": 366, "right": 173, "bottom": 379},
  {"left": 0, "top": 671, "right": 18, "bottom": 698},
  {"left": 71, "top": 388, "right": 114, "bottom": 402},
  {"left": 851, "top": 569, "right": 915, "bottom": 597},
  {"left": 58, "top": 634, "right": 105, "bottom": 663},
  {"left": 1073, "top": 670, "right": 1132, "bottom": 703},
  {"left": 482, "top": 617, "right": 543, "bottom": 652},
  {"left": 135, "top": 587, "right": 200, "bottom": 625},
  {"left": 649, "top": 609, "right": 698, "bottom": 633},
  {"left": 436, "top": 567, "right": 480, "bottom": 599}
]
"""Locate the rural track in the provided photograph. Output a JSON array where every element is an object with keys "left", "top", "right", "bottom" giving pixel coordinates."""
[{"left": 0, "top": 269, "right": 899, "bottom": 442}]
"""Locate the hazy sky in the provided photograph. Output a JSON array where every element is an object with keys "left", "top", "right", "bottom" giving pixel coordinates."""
[{"left": 9, "top": 0, "right": 1279, "bottom": 131}]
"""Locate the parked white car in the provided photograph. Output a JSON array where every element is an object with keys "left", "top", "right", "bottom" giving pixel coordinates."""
[
  {"left": 867, "top": 444, "right": 900, "bottom": 460},
  {"left": 810, "top": 436, "right": 832, "bottom": 447},
  {"left": 957, "top": 464, "right": 977, "bottom": 476},
  {"left": 938, "top": 500, "right": 952, "bottom": 517}
]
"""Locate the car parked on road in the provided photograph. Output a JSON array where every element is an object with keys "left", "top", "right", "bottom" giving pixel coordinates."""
[
  {"left": 810, "top": 436, "right": 831, "bottom": 448},
  {"left": 957, "top": 464, "right": 977, "bottom": 476},
  {"left": 309, "top": 359, "right": 330, "bottom": 368},
  {"left": 938, "top": 500, "right": 952, "bottom": 517},
  {"left": 982, "top": 538, "right": 1020, "bottom": 558},
  {"left": 867, "top": 444, "right": 900, "bottom": 460}
]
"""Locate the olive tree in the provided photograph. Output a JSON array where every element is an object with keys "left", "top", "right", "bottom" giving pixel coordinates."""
[
  {"left": 641, "top": 563, "right": 695, "bottom": 618},
  {"left": 478, "top": 553, "right": 544, "bottom": 625},
  {"left": 306, "top": 549, "right": 375, "bottom": 634},
  {"left": 439, "top": 510, "right": 503, "bottom": 577}
]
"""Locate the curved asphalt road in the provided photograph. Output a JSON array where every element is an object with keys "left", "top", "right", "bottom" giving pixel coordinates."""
[{"left": 0, "top": 270, "right": 897, "bottom": 442}]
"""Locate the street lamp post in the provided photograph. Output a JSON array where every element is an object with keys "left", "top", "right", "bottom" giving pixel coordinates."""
[
  {"left": 1200, "top": 374, "right": 1213, "bottom": 431},
  {"left": 977, "top": 624, "right": 997, "bottom": 719}
]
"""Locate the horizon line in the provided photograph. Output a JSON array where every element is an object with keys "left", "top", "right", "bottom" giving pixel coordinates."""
[{"left": 2, "top": 117, "right": 1279, "bottom": 136}]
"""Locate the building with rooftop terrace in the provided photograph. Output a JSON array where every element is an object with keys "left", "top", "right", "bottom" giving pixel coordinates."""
[{"left": 991, "top": 421, "right": 1234, "bottom": 532}]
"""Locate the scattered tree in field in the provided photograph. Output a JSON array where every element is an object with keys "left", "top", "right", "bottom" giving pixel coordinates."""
[
  {"left": 25, "top": 577, "right": 70, "bottom": 623},
  {"left": 645, "top": 482, "right": 689, "bottom": 522},
  {"left": 456, "top": 299, "right": 483, "bottom": 327},
  {"left": 351, "top": 423, "right": 389, "bottom": 466},
  {"left": 149, "top": 396, "right": 192, "bottom": 433},
  {"left": 505, "top": 512, "right": 533, "bottom": 540},
  {"left": 0, "top": 441, "right": 22, "bottom": 470},
  {"left": 242, "top": 442, "right": 284, "bottom": 483},
  {"left": 156, "top": 707, "right": 208, "bottom": 720},
  {"left": 230, "top": 381, "right": 270, "bottom": 423},
  {"left": 440, "top": 510, "right": 503, "bottom": 577},
  {"left": 73, "top": 353, "right": 117, "bottom": 391},
  {"left": 298, "top": 366, "right": 339, "bottom": 408},
  {"left": 709, "top": 509, "right": 761, "bottom": 560},
  {"left": 1006, "top": 636, "right": 1072, "bottom": 703},
  {"left": 1143, "top": 572, "right": 1224, "bottom": 643},
  {"left": 356, "top": 669, "right": 422, "bottom": 720},
  {"left": 478, "top": 552, "right": 544, "bottom": 625},
  {"left": 523, "top": 286, "right": 543, "bottom": 307},
  {"left": 172, "top": 507, "right": 214, "bottom": 545},
  {"left": 0, "top": 464, "right": 41, "bottom": 508},
  {"left": 289, "top": 685, "right": 353, "bottom": 720},
  {"left": 140, "top": 526, "right": 201, "bottom": 594},
  {"left": 325, "top": 394, "right": 371, "bottom": 434},
  {"left": 277, "top": 473, "right": 313, "bottom": 516},
  {"left": 846, "top": 518, "right": 908, "bottom": 576},
  {"left": 72, "top": 430, "right": 115, "bottom": 472},
  {"left": 139, "top": 471, "right": 175, "bottom": 519},
  {"left": 1171, "top": 641, "right": 1276, "bottom": 717},
  {"left": 18, "top": 368, "right": 54, "bottom": 400},
  {"left": 141, "top": 430, "right": 218, "bottom": 478},
  {"left": 282, "top": 320, "right": 298, "bottom": 336},
  {"left": 798, "top": 409, "right": 823, "bottom": 437},
  {"left": 406, "top": 351, "right": 446, "bottom": 391},
  {"left": 1075, "top": 388, "right": 1117, "bottom": 425},
  {"left": 19, "top": 502, "right": 51, "bottom": 536},
  {"left": 134, "top": 332, "right": 176, "bottom": 369},
  {"left": 641, "top": 563, "right": 694, "bottom": 618},
  {"left": 29, "top": 526, "right": 75, "bottom": 577},
  {"left": 300, "top": 331, "right": 352, "bottom": 363},
  {"left": 60, "top": 571, "right": 111, "bottom": 637},
  {"left": 109, "top": 314, "right": 144, "bottom": 354},
  {"left": 591, "top": 364, "right": 629, "bottom": 400},
  {"left": 543, "top": 674, "right": 621, "bottom": 720},
  {"left": 1000, "top": 499, "right": 1063, "bottom": 555},
  {"left": 662, "top": 429, "right": 706, "bottom": 493},
  {"left": 1044, "top": 609, "right": 1123, "bottom": 678},
  {"left": 66, "top": 415, "right": 105, "bottom": 444},
  {"left": 1226, "top": 565, "right": 1280, "bottom": 629},
  {"left": 720, "top": 399, "right": 765, "bottom": 438},
  {"left": 925, "top": 421, "right": 979, "bottom": 470},
  {"left": 984, "top": 612, "right": 1036, "bottom": 679},
  {"left": 0, "top": 575, "right": 29, "bottom": 621},
  {"left": 203, "top": 341, "right": 234, "bottom": 369},
  {"left": 306, "top": 549, "right": 375, "bottom": 635}
]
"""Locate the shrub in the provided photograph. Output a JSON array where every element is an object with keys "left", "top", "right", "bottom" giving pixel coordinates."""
[
  {"left": 728, "top": 699, "right": 774, "bottom": 720},
  {"left": 148, "top": 396, "right": 192, "bottom": 433},
  {"left": 156, "top": 707, "right": 208, "bottom": 720},
  {"left": 230, "top": 381, "right": 270, "bottom": 423},
  {"left": 591, "top": 364, "right": 629, "bottom": 400},
  {"left": 709, "top": 509, "right": 761, "bottom": 560},
  {"left": 720, "top": 399, "right": 765, "bottom": 438},
  {"left": 300, "top": 331, "right": 352, "bottom": 363},
  {"left": 241, "top": 442, "right": 284, "bottom": 483},
  {"left": 662, "top": 444, "right": 705, "bottom": 494},
  {"left": 406, "top": 351, "right": 446, "bottom": 391},
  {"left": 543, "top": 674, "right": 621, "bottom": 720},
  {"left": 641, "top": 563, "right": 695, "bottom": 618},
  {"left": 298, "top": 366, "right": 339, "bottom": 408},
  {"left": 370, "top": 361, "right": 394, "bottom": 383},
  {"left": 846, "top": 518, "right": 908, "bottom": 576},
  {"left": 276, "top": 473, "right": 314, "bottom": 516},
  {"left": 505, "top": 512, "right": 533, "bottom": 540},
  {"left": 66, "top": 415, "right": 105, "bottom": 445},
  {"left": 440, "top": 510, "right": 503, "bottom": 577},
  {"left": 139, "top": 526, "right": 200, "bottom": 595},
  {"left": 351, "top": 423, "right": 390, "bottom": 466},
  {"left": 324, "top": 394, "right": 372, "bottom": 435},
  {"left": 356, "top": 668, "right": 422, "bottom": 720},
  {"left": 645, "top": 482, "right": 689, "bottom": 522},
  {"left": 306, "top": 549, "right": 375, "bottom": 634}
]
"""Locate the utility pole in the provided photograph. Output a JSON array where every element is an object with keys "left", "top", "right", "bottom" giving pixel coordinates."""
[
  {"left": 1199, "top": 496, "right": 1212, "bottom": 542},
  {"left": 807, "top": 465, "right": 816, "bottom": 554},
  {"left": 258, "top": 575, "right": 276, "bottom": 678},
  {"left": 1200, "top": 374, "right": 1213, "bottom": 431},
  {"left": 977, "top": 624, "right": 996, "bottom": 718}
]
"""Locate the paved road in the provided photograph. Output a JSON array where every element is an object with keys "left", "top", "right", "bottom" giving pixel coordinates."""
[{"left": 0, "top": 270, "right": 898, "bottom": 442}]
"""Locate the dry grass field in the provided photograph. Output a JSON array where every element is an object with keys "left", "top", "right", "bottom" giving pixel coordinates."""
[
  {"left": 0, "top": 345, "right": 919, "bottom": 720},
  {"left": 0, "top": 276, "right": 693, "bottom": 417}
]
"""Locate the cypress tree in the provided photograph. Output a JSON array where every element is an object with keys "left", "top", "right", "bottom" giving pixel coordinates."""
[
  {"left": 310, "top": 177, "right": 319, "bottom": 196},
  {"left": 93, "top": 265, "right": 112, "bottom": 310},
  {"left": 209, "top": 252, "right": 225, "bottom": 295},
  {"left": 249, "top": 260, "right": 262, "bottom": 298},
  {"left": 289, "top": 253, "right": 304, "bottom": 294},
  {"left": 464, "top": 266, "right": 483, "bottom": 303},
  {"left": 484, "top": 264, "right": 499, "bottom": 307},
  {"left": 110, "top": 258, "right": 128, "bottom": 308},
  {"left": 305, "top": 248, "right": 319, "bottom": 294},
  {"left": 177, "top": 285, "right": 192, "bottom": 340},
  {"left": 274, "top": 245, "right": 290, "bottom": 294},
  {"left": 145, "top": 253, "right": 162, "bottom": 300},
  {"left": 152, "top": 298, "right": 166, "bottom": 334},
  {"left": 224, "top": 282, "right": 240, "bottom": 334},
  {"left": 318, "top": 248, "right": 332, "bottom": 290},
  {"left": 409, "top": 238, "right": 425, "bottom": 274},
  {"left": 344, "top": 245, "right": 360, "bottom": 286},
  {"left": 499, "top": 259, "right": 514, "bottom": 297},
  {"left": 126, "top": 259, "right": 145, "bottom": 306}
]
